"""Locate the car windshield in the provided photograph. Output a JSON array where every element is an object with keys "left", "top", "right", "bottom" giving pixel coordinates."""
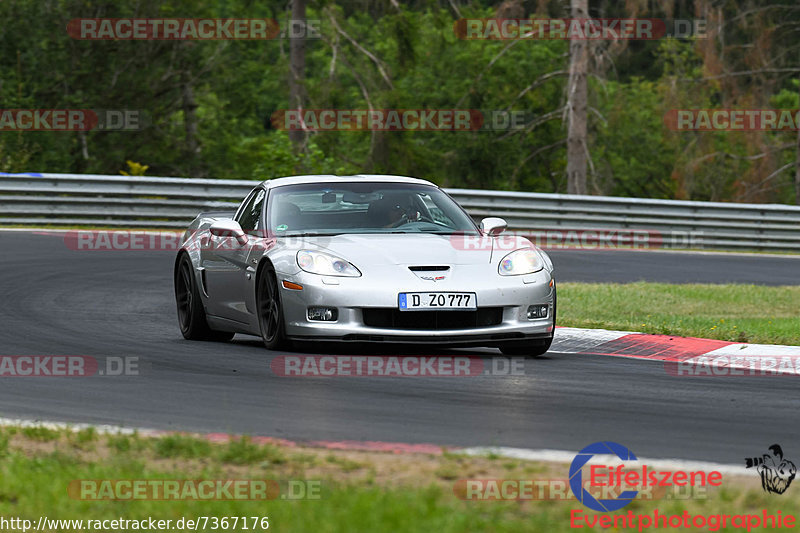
[{"left": 266, "top": 182, "right": 479, "bottom": 237}]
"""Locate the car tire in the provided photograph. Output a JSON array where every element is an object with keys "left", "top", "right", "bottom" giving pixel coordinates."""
[
  {"left": 499, "top": 284, "right": 557, "bottom": 358},
  {"left": 256, "top": 264, "right": 289, "bottom": 351},
  {"left": 499, "top": 337, "right": 553, "bottom": 357},
  {"left": 175, "top": 254, "right": 235, "bottom": 342}
]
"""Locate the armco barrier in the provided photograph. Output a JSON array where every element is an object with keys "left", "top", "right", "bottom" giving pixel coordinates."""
[{"left": 1, "top": 172, "right": 799, "bottom": 250}]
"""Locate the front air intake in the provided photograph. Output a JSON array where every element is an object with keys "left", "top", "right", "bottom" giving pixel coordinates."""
[
  {"left": 408, "top": 266, "right": 450, "bottom": 272},
  {"left": 362, "top": 308, "right": 503, "bottom": 330}
]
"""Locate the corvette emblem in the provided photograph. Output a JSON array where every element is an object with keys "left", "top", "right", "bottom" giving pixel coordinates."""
[{"left": 420, "top": 275, "right": 446, "bottom": 282}]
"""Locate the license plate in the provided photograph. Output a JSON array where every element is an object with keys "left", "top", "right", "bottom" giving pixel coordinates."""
[{"left": 398, "top": 292, "right": 477, "bottom": 311}]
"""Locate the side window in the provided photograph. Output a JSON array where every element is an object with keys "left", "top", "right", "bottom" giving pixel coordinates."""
[{"left": 236, "top": 189, "right": 266, "bottom": 236}]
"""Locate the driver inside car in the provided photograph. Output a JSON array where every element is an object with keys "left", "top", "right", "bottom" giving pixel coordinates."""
[
  {"left": 385, "top": 203, "right": 406, "bottom": 226},
  {"left": 368, "top": 196, "right": 418, "bottom": 227}
]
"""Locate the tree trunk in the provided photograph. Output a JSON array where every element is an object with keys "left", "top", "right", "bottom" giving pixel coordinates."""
[
  {"left": 565, "top": 0, "right": 588, "bottom": 195},
  {"left": 289, "top": 0, "right": 306, "bottom": 147},
  {"left": 181, "top": 71, "right": 200, "bottom": 176}
]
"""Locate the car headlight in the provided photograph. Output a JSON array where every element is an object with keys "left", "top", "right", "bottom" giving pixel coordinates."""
[
  {"left": 297, "top": 250, "right": 361, "bottom": 277},
  {"left": 498, "top": 248, "right": 543, "bottom": 276}
]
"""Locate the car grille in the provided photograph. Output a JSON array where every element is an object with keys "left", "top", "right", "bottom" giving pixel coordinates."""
[{"left": 361, "top": 308, "right": 503, "bottom": 330}]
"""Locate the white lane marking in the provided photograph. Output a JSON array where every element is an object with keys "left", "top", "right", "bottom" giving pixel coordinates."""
[
  {"left": 458, "top": 447, "right": 745, "bottom": 476},
  {"left": 0, "top": 416, "right": 160, "bottom": 436}
]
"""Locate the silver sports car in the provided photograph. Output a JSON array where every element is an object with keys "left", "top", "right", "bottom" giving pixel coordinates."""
[{"left": 174, "top": 175, "right": 556, "bottom": 356}]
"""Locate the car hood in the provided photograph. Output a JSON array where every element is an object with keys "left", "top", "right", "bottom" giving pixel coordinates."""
[
  {"left": 295, "top": 233, "right": 530, "bottom": 266},
  {"left": 305, "top": 234, "right": 486, "bottom": 266}
]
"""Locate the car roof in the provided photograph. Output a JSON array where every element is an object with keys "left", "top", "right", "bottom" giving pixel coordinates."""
[{"left": 259, "top": 174, "right": 437, "bottom": 189}]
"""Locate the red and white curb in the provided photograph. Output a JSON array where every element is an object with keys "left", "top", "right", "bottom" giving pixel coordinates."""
[{"left": 553, "top": 327, "right": 800, "bottom": 376}]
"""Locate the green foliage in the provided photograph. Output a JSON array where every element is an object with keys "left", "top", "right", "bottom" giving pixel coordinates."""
[
  {"left": 0, "top": 0, "right": 797, "bottom": 203},
  {"left": 120, "top": 161, "right": 149, "bottom": 176}
]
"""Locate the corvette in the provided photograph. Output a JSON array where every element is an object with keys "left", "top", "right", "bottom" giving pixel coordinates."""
[{"left": 174, "top": 175, "right": 556, "bottom": 356}]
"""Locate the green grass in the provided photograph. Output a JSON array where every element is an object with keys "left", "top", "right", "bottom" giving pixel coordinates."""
[
  {"left": 124, "top": 432, "right": 286, "bottom": 465},
  {"left": 0, "top": 456, "right": 560, "bottom": 532},
  {"left": 21, "top": 426, "right": 60, "bottom": 442},
  {"left": 559, "top": 282, "right": 800, "bottom": 345},
  {"left": 0, "top": 429, "right": 545, "bottom": 532},
  {"left": 325, "top": 454, "right": 365, "bottom": 473},
  {"left": 0, "top": 425, "right": 793, "bottom": 533},
  {"left": 154, "top": 434, "right": 213, "bottom": 459},
  {"left": 107, "top": 432, "right": 148, "bottom": 453},
  {"left": 218, "top": 437, "right": 287, "bottom": 465}
]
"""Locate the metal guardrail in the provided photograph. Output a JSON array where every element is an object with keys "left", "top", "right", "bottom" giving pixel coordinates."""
[{"left": 1, "top": 172, "right": 800, "bottom": 251}]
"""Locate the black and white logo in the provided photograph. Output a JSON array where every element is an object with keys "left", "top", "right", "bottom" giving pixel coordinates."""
[{"left": 745, "top": 444, "right": 796, "bottom": 495}]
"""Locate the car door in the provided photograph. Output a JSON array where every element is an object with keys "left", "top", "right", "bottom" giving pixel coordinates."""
[{"left": 203, "top": 188, "right": 267, "bottom": 324}]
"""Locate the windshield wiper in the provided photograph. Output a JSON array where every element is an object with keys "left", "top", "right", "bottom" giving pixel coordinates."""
[
  {"left": 417, "top": 230, "right": 473, "bottom": 235},
  {"left": 282, "top": 232, "right": 344, "bottom": 237}
]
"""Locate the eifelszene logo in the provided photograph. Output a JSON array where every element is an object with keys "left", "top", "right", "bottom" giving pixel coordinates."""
[
  {"left": 569, "top": 441, "right": 722, "bottom": 512},
  {"left": 745, "top": 444, "right": 796, "bottom": 494},
  {"left": 569, "top": 441, "right": 639, "bottom": 512}
]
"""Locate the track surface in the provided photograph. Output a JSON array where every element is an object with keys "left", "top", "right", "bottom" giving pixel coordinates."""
[
  {"left": 1, "top": 231, "right": 799, "bottom": 464},
  {"left": 547, "top": 248, "right": 800, "bottom": 285}
]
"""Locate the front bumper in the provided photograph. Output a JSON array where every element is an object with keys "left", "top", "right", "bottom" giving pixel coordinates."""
[{"left": 276, "top": 263, "right": 555, "bottom": 346}]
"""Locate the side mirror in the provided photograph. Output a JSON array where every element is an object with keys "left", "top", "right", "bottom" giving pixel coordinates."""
[
  {"left": 480, "top": 217, "right": 507, "bottom": 236},
  {"left": 209, "top": 219, "right": 248, "bottom": 245}
]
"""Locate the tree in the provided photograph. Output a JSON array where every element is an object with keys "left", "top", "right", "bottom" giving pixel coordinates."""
[
  {"left": 289, "top": 0, "right": 307, "bottom": 148},
  {"left": 565, "top": 0, "right": 588, "bottom": 195}
]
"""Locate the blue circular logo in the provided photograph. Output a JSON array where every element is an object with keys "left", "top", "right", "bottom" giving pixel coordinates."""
[{"left": 569, "top": 441, "right": 639, "bottom": 512}]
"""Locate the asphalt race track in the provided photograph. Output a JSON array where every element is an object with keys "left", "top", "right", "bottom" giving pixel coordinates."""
[
  {"left": 1, "top": 230, "right": 799, "bottom": 464},
  {"left": 547, "top": 249, "right": 800, "bottom": 285}
]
